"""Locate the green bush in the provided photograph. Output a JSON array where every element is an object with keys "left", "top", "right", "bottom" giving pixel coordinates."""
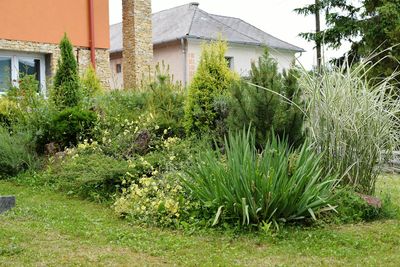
[
  {"left": 299, "top": 57, "right": 400, "bottom": 194},
  {"left": 145, "top": 62, "right": 185, "bottom": 137},
  {"left": 328, "top": 189, "right": 382, "bottom": 223},
  {"left": 184, "top": 40, "right": 237, "bottom": 135},
  {"left": 182, "top": 128, "right": 337, "bottom": 227},
  {"left": 52, "top": 34, "right": 81, "bottom": 108},
  {"left": 38, "top": 144, "right": 132, "bottom": 202},
  {"left": 0, "top": 98, "right": 21, "bottom": 128},
  {"left": 42, "top": 106, "right": 98, "bottom": 149},
  {"left": 0, "top": 127, "right": 37, "bottom": 178},
  {"left": 228, "top": 49, "right": 304, "bottom": 147},
  {"left": 81, "top": 65, "right": 103, "bottom": 98},
  {"left": 114, "top": 137, "right": 207, "bottom": 227}
]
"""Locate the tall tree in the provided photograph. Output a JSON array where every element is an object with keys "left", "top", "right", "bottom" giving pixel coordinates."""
[
  {"left": 296, "top": 0, "right": 400, "bottom": 82},
  {"left": 53, "top": 34, "right": 81, "bottom": 108}
]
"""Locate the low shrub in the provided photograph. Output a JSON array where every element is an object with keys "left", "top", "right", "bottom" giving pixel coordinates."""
[
  {"left": 44, "top": 106, "right": 98, "bottom": 149},
  {"left": 114, "top": 136, "right": 209, "bottom": 227},
  {"left": 182, "top": 129, "right": 337, "bottom": 227},
  {"left": 38, "top": 142, "right": 132, "bottom": 202},
  {"left": 0, "top": 127, "right": 37, "bottom": 178},
  {"left": 0, "top": 98, "right": 20, "bottom": 128},
  {"left": 324, "top": 189, "right": 397, "bottom": 224}
]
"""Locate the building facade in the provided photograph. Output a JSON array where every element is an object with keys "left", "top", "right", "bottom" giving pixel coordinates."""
[
  {"left": 0, "top": 0, "right": 111, "bottom": 94},
  {"left": 109, "top": 3, "right": 304, "bottom": 89}
]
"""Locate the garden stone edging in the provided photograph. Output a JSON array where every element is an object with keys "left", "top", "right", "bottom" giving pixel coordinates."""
[{"left": 0, "top": 196, "right": 16, "bottom": 214}]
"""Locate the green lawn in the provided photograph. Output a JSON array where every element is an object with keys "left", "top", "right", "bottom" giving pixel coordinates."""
[{"left": 0, "top": 176, "right": 399, "bottom": 266}]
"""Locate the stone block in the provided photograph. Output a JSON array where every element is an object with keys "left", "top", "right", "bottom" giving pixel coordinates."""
[{"left": 0, "top": 196, "right": 16, "bottom": 214}]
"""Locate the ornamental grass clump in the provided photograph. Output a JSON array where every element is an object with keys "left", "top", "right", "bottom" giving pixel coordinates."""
[
  {"left": 299, "top": 57, "right": 400, "bottom": 195},
  {"left": 182, "top": 129, "right": 337, "bottom": 226}
]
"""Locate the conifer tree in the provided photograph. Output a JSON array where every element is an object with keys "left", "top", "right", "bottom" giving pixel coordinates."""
[
  {"left": 53, "top": 34, "right": 81, "bottom": 107},
  {"left": 184, "top": 40, "right": 236, "bottom": 135},
  {"left": 228, "top": 49, "right": 304, "bottom": 147}
]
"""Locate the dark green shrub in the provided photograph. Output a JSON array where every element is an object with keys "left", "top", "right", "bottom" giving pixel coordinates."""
[
  {"left": 39, "top": 150, "right": 132, "bottom": 202},
  {"left": 52, "top": 34, "right": 81, "bottom": 107},
  {"left": 0, "top": 127, "right": 37, "bottom": 178},
  {"left": 184, "top": 40, "right": 237, "bottom": 136},
  {"left": 326, "top": 189, "right": 397, "bottom": 224},
  {"left": 45, "top": 107, "right": 98, "bottom": 149},
  {"left": 182, "top": 128, "right": 337, "bottom": 227},
  {"left": 228, "top": 49, "right": 304, "bottom": 147}
]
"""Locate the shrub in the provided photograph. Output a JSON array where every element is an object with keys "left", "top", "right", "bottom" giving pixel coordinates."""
[
  {"left": 184, "top": 40, "right": 237, "bottom": 135},
  {"left": 182, "top": 129, "right": 337, "bottom": 227},
  {"left": 45, "top": 106, "right": 98, "bottom": 149},
  {"left": 52, "top": 34, "right": 81, "bottom": 107},
  {"left": 329, "top": 189, "right": 382, "bottom": 223},
  {"left": 114, "top": 136, "right": 208, "bottom": 227},
  {"left": 38, "top": 143, "right": 133, "bottom": 202},
  {"left": 145, "top": 62, "right": 185, "bottom": 137},
  {"left": 299, "top": 57, "right": 400, "bottom": 195},
  {"left": 0, "top": 98, "right": 20, "bottom": 128},
  {"left": 0, "top": 127, "right": 37, "bottom": 178},
  {"left": 228, "top": 49, "right": 304, "bottom": 147},
  {"left": 82, "top": 65, "right": 103, "bottom": 98}
]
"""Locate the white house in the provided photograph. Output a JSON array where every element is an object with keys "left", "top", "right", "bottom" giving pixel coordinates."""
[{"left": 109, "top": 2, "right": 304, "bottom": 89}]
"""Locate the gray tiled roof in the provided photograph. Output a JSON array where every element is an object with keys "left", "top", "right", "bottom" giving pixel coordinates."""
[{"left": 110, "top": 3, "right": 304, "bottom": 53}]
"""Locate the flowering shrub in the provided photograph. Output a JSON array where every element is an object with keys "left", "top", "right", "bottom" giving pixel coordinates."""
[
  {"left": 114, "top": 173, "right": 199, "bottom": 227},
  {"left": 113, "top": 136, "right": 209, "bottom": 227}
]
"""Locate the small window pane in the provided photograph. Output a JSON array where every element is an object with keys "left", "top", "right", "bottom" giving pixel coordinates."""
[
  {"left": 116, "top": 64, "right": 122, "bottom": 73},
  {"left": 19, "top": 58, "right": 41, "bottom": 90},
  {"left": 0, "top": 57, "right": 12, "bottom": 92}
]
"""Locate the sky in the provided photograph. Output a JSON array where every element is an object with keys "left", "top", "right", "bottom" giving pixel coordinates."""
[{"left": 109, "top": 0, "right": 350, "bottom": 69}]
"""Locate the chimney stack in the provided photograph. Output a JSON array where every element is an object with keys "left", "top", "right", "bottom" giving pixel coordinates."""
[{"left": 122, "top": 0, "right": 153, "bottom": 90}]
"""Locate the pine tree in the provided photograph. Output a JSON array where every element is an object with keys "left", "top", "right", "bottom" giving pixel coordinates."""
[
  {"left": 53, "top": 34, "right": 81, "bottom": 107},
  {"left": 228, "top": 49, "right": 304, "bottom": 147}
]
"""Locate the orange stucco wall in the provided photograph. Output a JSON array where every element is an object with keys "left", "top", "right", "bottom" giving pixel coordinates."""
[{"left": 0, "top": 0, "right": 109, "bottom": 49}]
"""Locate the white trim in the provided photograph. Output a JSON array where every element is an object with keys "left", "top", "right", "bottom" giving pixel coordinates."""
[{"left": 0, "top": 50, "right": 46, "bottom": 94}]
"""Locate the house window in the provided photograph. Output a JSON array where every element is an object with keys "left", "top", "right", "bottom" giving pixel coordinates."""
[
  {"left": 0, "top": 57, "right": 12, "bottom": 93},
  {"left": 225, "top": 57, "right": 234, "bottom": 70},
  {"left": 116, "top": 63, "right": 122, "bottom": 73},
  {"left": 0, "top": 51, "right": 46, "bottom": 94}
]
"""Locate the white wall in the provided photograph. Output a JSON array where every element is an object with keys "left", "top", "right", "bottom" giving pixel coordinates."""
[
  {"left": 187, "top": 39, "right": 296, "bottom": 82},
  {"left": 109, "top": 40, "right": 185, "bottom": 89},
  {"left": 109, "top": 39, "right": 297, "bottom": 89},
  {"left": 153, "top": 41, "right": 185, "bottom": 84}
]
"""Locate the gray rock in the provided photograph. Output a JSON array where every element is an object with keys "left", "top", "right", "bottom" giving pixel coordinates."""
[{"left": 0, "top": 196, "right": 15, "bottom": 214}]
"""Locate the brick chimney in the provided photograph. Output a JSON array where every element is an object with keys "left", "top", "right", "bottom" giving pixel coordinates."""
[{"left": 122, "top": 0, "right": 153, "bottom": 90}]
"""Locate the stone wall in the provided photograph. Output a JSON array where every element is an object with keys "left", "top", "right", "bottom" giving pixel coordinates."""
[
  {"left": 0, "top": 39, "right": 111, "bottom": 88},
  {"left": 122, "top": 0, "right": 153, "bottom": 90}
]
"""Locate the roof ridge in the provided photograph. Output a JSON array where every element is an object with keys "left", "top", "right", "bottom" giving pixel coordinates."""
[
  {"left": 187, "top": 4, "right": 198, "bottom": 36},
  {"left": 194, "top": 9, "right": 260, "bottom": 43}
]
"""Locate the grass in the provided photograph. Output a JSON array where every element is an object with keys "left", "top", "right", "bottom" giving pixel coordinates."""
[{"left": 0, "top": 176, "right": 399, "bottom": 266}]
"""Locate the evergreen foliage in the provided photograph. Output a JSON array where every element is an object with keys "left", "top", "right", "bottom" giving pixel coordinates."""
[
  {"left": 82, "top": 65, "right": 104, "bottom": 98},
  {"left": 184, "top": 40, "right": 236, "bottom": 135},
  {"left": 295, "top": 0, "right": 400, "bottom": 83},
  {"left": 53, "top": 34, "right": 81, "bottom": 107},
  {"left": 228, "top": 49, "right": 304, "bottom": 147}
]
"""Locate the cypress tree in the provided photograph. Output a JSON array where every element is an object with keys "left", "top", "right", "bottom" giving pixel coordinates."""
[{"left": 53, "top": 34, "right": 81, "bottom": 107}]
